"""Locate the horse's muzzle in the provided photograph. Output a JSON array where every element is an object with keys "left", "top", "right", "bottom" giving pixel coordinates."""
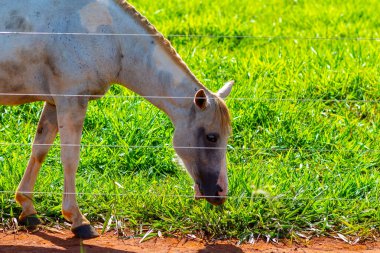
[{"left": 194, "top": 183, "right": 226, "bottom": 205}]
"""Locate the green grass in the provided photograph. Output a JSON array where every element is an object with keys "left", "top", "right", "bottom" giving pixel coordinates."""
[{"left": 1, "top": 0, "right": 380, "bottom": 241}]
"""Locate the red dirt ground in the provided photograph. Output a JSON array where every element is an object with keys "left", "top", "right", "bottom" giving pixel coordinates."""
[{"left": 1, "top": 229, "right": 380, "bottom": 253}]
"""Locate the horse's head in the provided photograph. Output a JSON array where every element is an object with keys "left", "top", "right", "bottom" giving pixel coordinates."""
[{"left": 173, "top": 81, "right": 233, "bottom": 205}]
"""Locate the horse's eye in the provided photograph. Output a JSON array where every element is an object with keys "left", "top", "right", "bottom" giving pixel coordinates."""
[{"left": 206, "top": 134, "right": 218, "bottom": 143}]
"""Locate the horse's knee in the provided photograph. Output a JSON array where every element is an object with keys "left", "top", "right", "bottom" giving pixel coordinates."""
[
  {"left": 32, "top": 149, "right": 48, "bottom": 164},
  {"left": 31, "top": 138, "right": 52, "bottom": 163},
  {"left": 31, "top": 119, "right": 58, "bottom": 163}
]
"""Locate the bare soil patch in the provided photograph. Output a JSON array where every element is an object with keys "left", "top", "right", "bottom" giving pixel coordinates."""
[{"left": 1, "top": 229, "right": 380, "bottom": 252}]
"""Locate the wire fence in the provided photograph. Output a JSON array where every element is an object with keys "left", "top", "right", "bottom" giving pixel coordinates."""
[
  {"left": 0, "top": 190, "right": 376, "bottom": 202},
  {"left": 1, "top": 29, "right": 379, "bottom": 203},
  {"left": 1, "top": 31, "right": 380, "bottom": 41},
  {"left": 0, "top": 142, "right": 378, "bottom": 153},
  {"left": 0, "top": 93, "right": 379, "bottom": 103},
  {"left": 1, "top": 31, "right": 379, "bottom": 104}
]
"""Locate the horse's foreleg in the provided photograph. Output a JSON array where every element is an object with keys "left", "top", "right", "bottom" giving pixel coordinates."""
[
  {"left": 56, "top": 98, "right": 98, "bottom": 238},
  {"left": 16, "top": 102, "right": 58, "bottom": 227}
]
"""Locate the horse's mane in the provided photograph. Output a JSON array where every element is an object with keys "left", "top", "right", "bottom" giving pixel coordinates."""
[
  {"left": 115, "top": 0, "right": 201, "bottom": 85},
  {"left": 115, "top": 0, "right": 231, "bottom": 134}
]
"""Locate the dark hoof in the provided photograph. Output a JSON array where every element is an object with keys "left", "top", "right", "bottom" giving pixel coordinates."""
[
  {"left": 72, "top": 224, "right": 99, "bottom": 239},
  {"left": 19, "top": 214, "right": 42, "bottom": 229}
]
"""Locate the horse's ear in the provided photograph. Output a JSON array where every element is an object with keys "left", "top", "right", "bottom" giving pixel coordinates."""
[
  {"left": 217, "top": 80, "right": 234, "bottom": 99},
  {"left": 194, "top": 89, "right": 208, "bottom": 110}
]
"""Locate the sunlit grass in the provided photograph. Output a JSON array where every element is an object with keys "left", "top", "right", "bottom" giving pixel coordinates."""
[{"left": 1, "top": 0, "right": 379, "bottom": 240}]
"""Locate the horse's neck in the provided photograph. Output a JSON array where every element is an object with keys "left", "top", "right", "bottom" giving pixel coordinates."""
[{"left": 110, "top": 1, "right": 204, "bottom": 124}]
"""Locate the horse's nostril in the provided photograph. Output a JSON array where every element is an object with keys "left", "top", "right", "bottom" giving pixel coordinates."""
[{"left": 216, "top": 184, "right": 223, "bottom": 193}]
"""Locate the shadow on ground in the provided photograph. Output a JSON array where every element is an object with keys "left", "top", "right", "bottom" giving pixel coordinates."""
[
  {"left": 198, "top": 244, "right": 244, "bottom": 253},
  {"left": 0, "top": 231, "right": 135, "bottom": 253}
]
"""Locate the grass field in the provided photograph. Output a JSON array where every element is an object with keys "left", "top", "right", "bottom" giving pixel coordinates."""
[{"left": 1, "top": 0, "right": 380, "bottom": 241}]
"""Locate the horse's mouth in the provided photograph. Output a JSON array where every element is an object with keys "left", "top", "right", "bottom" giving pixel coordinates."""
[{"left": 194, "top": 183, "right": 227, "bottom": 205}]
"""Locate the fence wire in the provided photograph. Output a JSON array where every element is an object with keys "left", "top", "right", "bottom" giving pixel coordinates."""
[
  {"left": 1, "top": 31, "right": 379, "bottom": 204},
  {"left": 0, "top": 93, "right": 379, "bottom": 103},
  {"left": 0, "top": 142, "right": 378, "bottom": 153},
  {"left": 1, "top": 31, "right": 380, "bottom": 41},
  {"left": 0, "top": 190, "right": 376, "bottom": 202}
]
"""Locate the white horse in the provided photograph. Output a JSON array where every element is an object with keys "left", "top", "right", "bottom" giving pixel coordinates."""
[{"left": 0, "top": 0, "right": 233, "bottom": 238}]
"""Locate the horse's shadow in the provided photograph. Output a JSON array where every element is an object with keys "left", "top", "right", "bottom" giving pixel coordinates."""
[
  {"left": 1, "top": 230, "right": 246, "bottom": 253},
  {"left": 0, "top": 230, "right": 135, "bottom": 253},
  {"left": 198, "top": 244, "right": 244, "bottom": 253}
]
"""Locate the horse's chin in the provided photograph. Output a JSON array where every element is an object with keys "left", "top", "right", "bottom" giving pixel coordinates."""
[
  {"left": 194, "top": 183, "right": 204, "bottom": 200},
  {"left": 194, "top": 184, "right": 227, "bottom": 205}
]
